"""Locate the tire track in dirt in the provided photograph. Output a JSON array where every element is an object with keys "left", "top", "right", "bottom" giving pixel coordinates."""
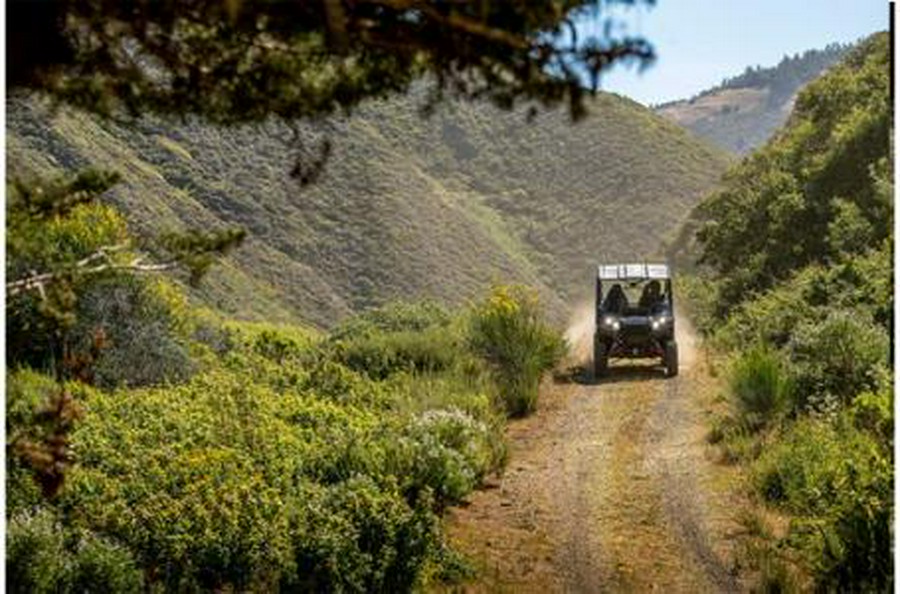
[{"left": 442, "top": 315, "right": 744, "bottom": 593}]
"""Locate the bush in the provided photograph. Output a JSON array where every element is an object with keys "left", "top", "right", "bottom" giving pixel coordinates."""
[
  {"left": 7, "top": 509, "right": 143, "bottom": 594},
  {"left": 6, "top": 369, "right": 82, "bottom": 512},
  {"left": 330, "top": 301, "right": 452, "bottom": 340},
  {"left": 468, "top": 285, "right": 565, "bottom": 416},
  {"left": 289, "top": 476, "right": 438, "bottom": 593},
  {"left": 73, "top": 277, "right": 194, "bottom": 388},
  {"left": 7, "top": 509, "right": 69, "bottom": 594},
  {"left": 713, "top": 270, "right": 820, "bottom": 349},
  {"left": 788, "top": 310, "right": 889, "bottom": 411},
  {"left": 4, "top": 293, "right": 523, "bottom": 591},
  {"left": 67, "top": 532, "right": 144, "bottom": 593},
  {"left": 227, "top": 320, "right": 316, "bottom": 362},
  {"left": 334, "top": 327, "right": 462, "bottom": 380},
  {"left": 751, "top": 417, "right": 892, "bottom": 591},
  {"left": 848, "top": 388, "right": 892, "bottom": 448},
  {"left": 394, "top": 408, "right": 500, "bottom": 508},
  {"left": 7, "top": 193, "right": 130, "bottom": 375},
  {"left": 728, "top": 346, "right": 793, "bottom": 430},
  {"left": 20, "top": 330, "right": 500, "bottom": 590},
  {"left": 327, "top": 302, "right": 463, "bottom": 381}
]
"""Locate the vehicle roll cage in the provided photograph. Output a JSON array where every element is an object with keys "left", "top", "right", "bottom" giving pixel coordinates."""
[{"left": 595, "top": 263, "right": 673, "bottom": 316}]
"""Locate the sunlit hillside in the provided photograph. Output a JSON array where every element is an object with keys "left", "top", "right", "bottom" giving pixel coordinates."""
[
  {"left": 656, "top": 43, "right": 849, "bottom": 153},
  {"left": 8, "top": 90, "right": 730, "bottom": 326}
]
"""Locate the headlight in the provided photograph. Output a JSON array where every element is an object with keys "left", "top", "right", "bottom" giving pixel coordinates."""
[
  {"left": 652, "top": 316, "right": 670, "bottom": 331},
  {"left": 602, "top": 316, "right": 620, "bottom": 331}
]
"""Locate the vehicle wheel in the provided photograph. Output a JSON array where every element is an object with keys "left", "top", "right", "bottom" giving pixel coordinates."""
[
  {"left": 593, "top": 338, "right": 609, "bottom": 379},
  {"left": 664, "top": 340, "right": 679, "bottom": 377}
]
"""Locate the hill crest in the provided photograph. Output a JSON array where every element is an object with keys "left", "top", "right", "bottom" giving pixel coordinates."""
[{"left": 655, "top": 42, "right": 851, "bottom": 153}]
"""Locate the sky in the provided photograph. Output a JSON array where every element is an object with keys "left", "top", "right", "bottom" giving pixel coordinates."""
[{"left": 579, "top": 0, "right": 889, "bottom": 105}]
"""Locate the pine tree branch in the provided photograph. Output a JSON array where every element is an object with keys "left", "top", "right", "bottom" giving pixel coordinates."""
[
  {"left": 7, "top": 244, "right": 178, "bottom": 298},
  {"left": 361, "top": 0, "right": 531, "bottom": 50}
]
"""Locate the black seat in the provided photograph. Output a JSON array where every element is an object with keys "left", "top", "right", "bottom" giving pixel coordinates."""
[
  {"left": 603, "top": 284, "right": 628, "bottom": 314},
  {"left": 638, "top": 280, "right": 662, "bottom": 310}
]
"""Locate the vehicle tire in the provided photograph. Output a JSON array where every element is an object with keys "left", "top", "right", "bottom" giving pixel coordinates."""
[
  {"left": 593, "top": 338, "right": 609, "bottom": 379},
  {"left": 664, "top": 340, "right": 679, "bottom": 377}
]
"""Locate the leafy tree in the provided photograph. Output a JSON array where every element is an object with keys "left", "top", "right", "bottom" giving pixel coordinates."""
[
  {"left": 695, "top": 33, "right": 890, "bottom": 315},
  {"left": 9, "top": 0, "right": 655, "bottom": 125}
]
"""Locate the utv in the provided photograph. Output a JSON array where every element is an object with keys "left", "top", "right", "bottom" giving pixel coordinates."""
[{"left": 593, "top": 263, "right": 678, "bottom": 378}]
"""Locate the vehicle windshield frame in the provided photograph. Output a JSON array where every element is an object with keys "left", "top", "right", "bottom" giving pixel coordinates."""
[{"left": 596, "top": 277, "right": 673, "bottom": 316}]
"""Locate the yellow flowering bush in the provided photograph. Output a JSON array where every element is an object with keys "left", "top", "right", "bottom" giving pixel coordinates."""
[{"left": 469, "top": 285, "right": 566, "bottom": 416}]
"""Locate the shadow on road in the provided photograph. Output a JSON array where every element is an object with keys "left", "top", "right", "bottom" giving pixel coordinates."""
[{"left": 554, "top": 363, "right": 667, "bottom": 385}]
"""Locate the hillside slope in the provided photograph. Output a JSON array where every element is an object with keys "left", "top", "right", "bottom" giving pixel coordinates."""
[
  {"left": 656, "top": 43, "right": 849, "bottom": 153},
  {"left": 8, "top": 90, "right": 730, "bottom": 326}
]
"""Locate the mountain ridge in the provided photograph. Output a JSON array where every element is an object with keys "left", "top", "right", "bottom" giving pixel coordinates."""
[
  {"left": 8, "top": 89, "right": 731, "bottom": 327},
  {"left": 655, "top": 42, "right": 851, "bottom": 153}
]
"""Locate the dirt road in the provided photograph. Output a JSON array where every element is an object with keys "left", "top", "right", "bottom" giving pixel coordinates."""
[{"left": 444, "top": 311, "right": 745, "bottom": 593}]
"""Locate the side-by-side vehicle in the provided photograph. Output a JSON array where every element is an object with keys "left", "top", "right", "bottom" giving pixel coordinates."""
[{"left": 593, "top": 263, "right": 678, "bottom": 378}]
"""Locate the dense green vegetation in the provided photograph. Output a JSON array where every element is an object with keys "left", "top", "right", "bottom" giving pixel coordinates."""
[
  {"left": 8, "top": 89, "right": 729, "bottom": 326},
  {"left": 6, "top": 168, "right": 566, "bottom": 590},
  {"left": 656, "top": 43, "right": 850, "bottom": 153},
  {"left": 686, "top": 33, "right": 891, "bottom": 591},
  {"left": 9, "top": 0, "right": 654, "bottom": 125}
]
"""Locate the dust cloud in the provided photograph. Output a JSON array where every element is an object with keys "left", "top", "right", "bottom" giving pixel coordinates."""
[
  {"left": 564, "top": 302, "right": 595, "bottom": 366},
  {"left": 674, "top": 306, "right": 698, "bottom": 370}
]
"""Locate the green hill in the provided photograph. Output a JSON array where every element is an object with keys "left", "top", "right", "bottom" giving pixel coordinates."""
[
  {"left": 656, "top": 43, "right": 850, "bottom": 154},
  {"left": 8, "top": 89, "right": 730, "bottom": 327}
]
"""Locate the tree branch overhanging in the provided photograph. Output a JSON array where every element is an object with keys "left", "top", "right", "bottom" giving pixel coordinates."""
[{"left": 6, "top": 244, "right": 179, "bottom": 299}]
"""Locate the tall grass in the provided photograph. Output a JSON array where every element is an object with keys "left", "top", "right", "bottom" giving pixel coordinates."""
[{"left": 729, "top": 346, "right": 792, "bottom": 430}]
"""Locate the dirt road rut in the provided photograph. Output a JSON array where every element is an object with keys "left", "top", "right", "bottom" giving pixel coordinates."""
[{"left": 444, "top": 318, "right": 744, "bottom": 593}]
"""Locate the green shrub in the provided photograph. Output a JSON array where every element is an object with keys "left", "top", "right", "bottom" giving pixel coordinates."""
[
  {"left": 7, "top": 509, "right": 142, "bottom": 594},
  {"left": 331, "top": 301, "right": 452, "bottom": 340},
  {"left": 74, "top": 277, "right": 194, "bottom": 388},
  {"left": 788, "top": 311, "right": 889, "bottom": 411},
  {"left": 394, "top": 408, "right": 500, "bottom": 508},
  {"left": 67, "top": 531, "right": 144, "bottom": 593},
  {"left": 814, "top": 471, "right": 893, "bottom": 592},
  {"left": 5, "top": 293, "right": 519, "bottom": 591},
  {"left": 754, "top": 419, "right": 847, "bottom": 512},
  {"left": 6, "top": 369, "right": 78, "bottom": 513},
  {"left": 713, "top": 270, "right": 820, "bottom": 349},
  {"left": 289, "top": 476, "right": 438, "bottom": 593},
  {"left": 848, "top": 388, "right": 892, "bottom": 448},
  {"left": 729, "top": 346, "right": 793, "bottom": 430},
  {"left": 752, "top": 417, "right": 892, "bottom": 591},
  {"left": 672, "top": 274, "right": 720, "bottom": 337},
  {"left": 326, "top": 302, "right": 463, "bottom": 381},
  {"left": 27, "top": 345, "right": 496, "bottom": 589},
  {"left": 383, "top": 370, "right": 494, "bottom": 418},
  {"left": 468, "top": 285, "right": 565, "bottom": 416},
  {"left": 7, "top": 509, "right": 70, "bottom": 594},
  {"left": 334, "top": 327, "right": 462, "bottom": 380},
  {"left": 6, "top": 192, "right": 130, "bottom": 375}
]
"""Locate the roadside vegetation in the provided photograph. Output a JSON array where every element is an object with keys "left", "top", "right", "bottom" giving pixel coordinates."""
[
  {"left": 6, "top": 169, "right": 565, "bottom": 591},
  {"left": 684, "top": 33, "right": 892, "bottom": 591}
]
